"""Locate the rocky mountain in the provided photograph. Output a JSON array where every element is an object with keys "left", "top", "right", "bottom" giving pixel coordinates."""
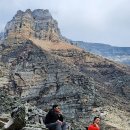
[
  {"left": 71, "top": 41, "right": 130, "bottom": 65},
  {"left": 0, "top": 9, "right": 130, "bottom": 130},
  {"left": 4, "top": 9, "right": 69, "bottom": 44}
]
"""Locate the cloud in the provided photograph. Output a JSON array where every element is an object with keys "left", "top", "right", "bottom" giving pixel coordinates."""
[{"left": 0, "top": 0, "right": 130, "bottom": 46}]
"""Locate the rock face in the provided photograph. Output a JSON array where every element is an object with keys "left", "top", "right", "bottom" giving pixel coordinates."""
[
  {"left": 0, "top": 88, "right": 48, "bottom": 130},
  {"left": 0, "top": 89, "right": 25, "bottom": 130},
  {"left": 2, "top": 106, "right": 26, "bottom": 130},
  {"left": 71, "top": 41, "right": 130, "bottom": 65},
  {"left": 4, "top": 9, "right": 63, "bottom": 43},
  {"left": 1, "top": 40, "right": 130, "bottom": 129},
  {"left": 0, "top": 9, "right": 130, "bottom": 130},
  {"left": 0, "top": 40, "right": 95, "bottom": 119}
]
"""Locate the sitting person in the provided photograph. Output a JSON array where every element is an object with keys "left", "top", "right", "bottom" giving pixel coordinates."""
[
  {"left": 88, "top": 116, "right": 100, "bottom": 130},
  {"left": 44, "top": 104, "right": 66, "bottom": 130}
]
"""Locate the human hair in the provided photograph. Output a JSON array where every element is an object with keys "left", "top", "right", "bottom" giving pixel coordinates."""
[
  {"left": 52, "top": 104, "right": 58, "bottom": 109},
  {"left": 93, "top": 116, "right": 100, "bottom": 123}
]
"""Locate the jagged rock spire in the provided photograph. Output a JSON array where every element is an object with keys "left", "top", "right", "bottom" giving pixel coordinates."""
[{"left": 4, "top": 9, "right": 63, "bottom": 43}]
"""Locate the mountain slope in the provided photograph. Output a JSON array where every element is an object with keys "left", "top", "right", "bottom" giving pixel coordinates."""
[
  {"left": 1, "top": 39, "right": 130, "bottom": 129},
  {"left": 0, "top": 9, "right": 130, "bottom": 130}
]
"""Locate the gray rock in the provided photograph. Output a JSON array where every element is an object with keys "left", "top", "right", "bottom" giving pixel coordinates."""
[
  {"left": 4, "top": 9, "right": 63, "bottom": 43},
  {"left": 2, "top": 106, "right": 25, "bottom": 130}
]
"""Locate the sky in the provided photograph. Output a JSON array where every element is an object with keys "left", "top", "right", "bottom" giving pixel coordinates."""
[{"left": 0, "top": 0, "right": 130, "bottom": 47}]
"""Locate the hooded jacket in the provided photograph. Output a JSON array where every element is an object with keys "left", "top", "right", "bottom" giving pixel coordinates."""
[{"left": 44, "top": 109, "right": 63, "bottom": 124}]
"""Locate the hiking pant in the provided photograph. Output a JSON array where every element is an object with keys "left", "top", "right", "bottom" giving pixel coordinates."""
[{"left": 46, "top": 122, "right": 66, "bottom": 130}]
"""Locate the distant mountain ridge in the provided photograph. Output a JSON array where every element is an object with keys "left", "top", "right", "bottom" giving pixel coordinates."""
[{"left": 71, "top": 41, "right": 130, "bottom": 65}]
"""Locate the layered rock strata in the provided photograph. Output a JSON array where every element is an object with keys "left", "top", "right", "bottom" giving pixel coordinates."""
[{"left": 4, "top": 9, "right": 63, "bottom": 44}]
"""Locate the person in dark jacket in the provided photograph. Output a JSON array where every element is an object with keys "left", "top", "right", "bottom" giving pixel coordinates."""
[{"left": 45, "top": 104, "right": 66, "bottom": 130}]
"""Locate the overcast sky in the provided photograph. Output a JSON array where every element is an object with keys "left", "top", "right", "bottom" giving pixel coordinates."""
[{"left": 0, "top": 0, "right": 130, "bottom": 47}]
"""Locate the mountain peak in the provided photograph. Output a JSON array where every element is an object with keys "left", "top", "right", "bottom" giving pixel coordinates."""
[
  {"left": 4, "top": 9, "right": 63, "bottom": 43},
  {"left": 32, "top": 9, "right": 52, "bottom": 20},
  {"left": 16, "top": 10, "right": 24, "bottom": 15}
]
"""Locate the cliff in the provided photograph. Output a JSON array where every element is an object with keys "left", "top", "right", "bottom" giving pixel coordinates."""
[{"left": 4, "top": 9, "right": 66, "bottom": 44}]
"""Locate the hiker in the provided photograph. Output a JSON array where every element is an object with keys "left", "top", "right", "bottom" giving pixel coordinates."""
[
  {"left": 45, "top": 104, "right": 66, "bottom": 130},
  {"left": 88, "top": 116, "right": 100, "bottom": 130}
]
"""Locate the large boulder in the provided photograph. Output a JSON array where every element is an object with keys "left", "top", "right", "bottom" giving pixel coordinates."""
[{"left": 2, "top": 106, "right": 26, "bottom": 130}]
